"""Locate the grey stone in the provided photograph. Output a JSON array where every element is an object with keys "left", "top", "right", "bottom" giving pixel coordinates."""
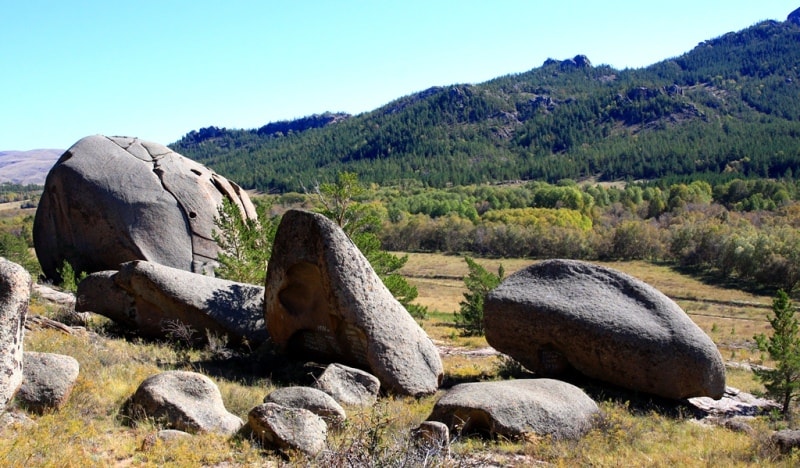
[
  {"left": 0, "top": 258, "right": 31, "bottom": 412},
  {"left": 33, "top": 135, "right": 257, "bottom": 281},
  {"left": 264, "top": 386, "right": 346, "bottom": 428},
  {"left": 687, "top": 386, "right": 779, "bottom": 418},
  {"left": 140, "top": 429, "right": 192, "bottom": 451},
  {"left": 411, "top": 420, "right": 450, "bottom": 454},
  {"left": 123, "top": 370, "right": 243, "bottom": 436},
  {"left": 17, "top": 352, "right": 80, "bottom": 413},
  {"left": 314, "top": 363, "right": 380, "bottom": 407},
  {"left": 264, "top": 209, "right": 443, "bottom": 396},
  {"left": 484, "top": 259, "right": 726, "bottom": 400},
  {"left": 428, "top": 379, "right": 599, "bottom": 440},
  {"left": 248, "top": 402, "right": 327, "bottom": 456},
  {"left": 772, "top": 429, "right": 800, "bottom": 453},
  {"left": 76, "top": 260, "right": 267, "bottom": 346}
]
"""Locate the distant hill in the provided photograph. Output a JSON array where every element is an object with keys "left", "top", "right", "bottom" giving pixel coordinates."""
[
  {"left": 0, "top": 149, "right": 62, "bottom": 185},
  {"left": 171, "top": 11, "right": 800, "bottom": 192}
]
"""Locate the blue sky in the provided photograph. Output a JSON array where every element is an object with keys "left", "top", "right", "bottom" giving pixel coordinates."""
[{"left": 1, "top": 1, "right": 797, "bottom": 150}]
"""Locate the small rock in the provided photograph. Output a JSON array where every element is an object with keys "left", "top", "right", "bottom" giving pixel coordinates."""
[
  {"left": 411, "top": 420, "right": 450, "bottom": 455},
  {"left": 140, "top": 429, "right": 192, "bottom": 451},
  {"left": 248, "top": 402, "right": 327, "bottom": 457},
  {"left": 314, "top": 363, "right": 380, "bottom": 407},
  {"left": 772, "top": 429, "right": 800, "bottom": 453},
  {"left": 428, "top": 378, "right": 599, "bottom": 440},
  {"left": 264, "top": 386, "right": 346, "bottom": 428},
  {"left": 17, "top": 352, "right": 80, "bottom": 413},
  {"left": 123, "top": 370, "right": 243, "bottom": 436}
]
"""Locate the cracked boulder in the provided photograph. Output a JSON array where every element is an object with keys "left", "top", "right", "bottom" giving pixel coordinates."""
[
  {"left": 33, "top": 135, "right": 256, "bottom": 281},
  {"left": 264, "top": 209, "right": 443, "bottom": 397}
]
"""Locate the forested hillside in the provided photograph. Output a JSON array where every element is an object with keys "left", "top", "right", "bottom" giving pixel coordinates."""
[{"left": 171, "top": 16, "right": 800, "bottom": 193}]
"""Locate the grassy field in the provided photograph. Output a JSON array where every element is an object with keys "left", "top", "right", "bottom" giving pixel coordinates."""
[{"left": 0, "top": 253, "right": 793, "bottom": 466}]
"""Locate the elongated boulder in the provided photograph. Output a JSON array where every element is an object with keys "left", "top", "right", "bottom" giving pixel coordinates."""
[
  {"left": 484, "top": 259, "right": 725, "bottom": 400},
  {"left": 264, "top": 209, "right": 443, "bottom": 396},
  {"left": 0, "top": 258, "right": 31, "bottom": 412},
  {"left": 33, "top": 135, "right": 256, "bottom": 281},
  {"left": 427, "top": 379, "right": 599, "bottom": 440},
  {"left": 76, "top": 260, "right": 267, "bottom": 346}
]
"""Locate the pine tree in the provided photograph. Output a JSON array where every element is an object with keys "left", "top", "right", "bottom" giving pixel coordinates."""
[
  {"left": 754, "top": 289, "right": 800, "bottom": 417},
  {"left": 455, "top": 256, "right": 504, "bottom": 336}
]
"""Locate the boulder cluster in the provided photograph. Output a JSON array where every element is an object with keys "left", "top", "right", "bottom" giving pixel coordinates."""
[{"left": 0, "top": 134, "right": 760, "bottom": 458}]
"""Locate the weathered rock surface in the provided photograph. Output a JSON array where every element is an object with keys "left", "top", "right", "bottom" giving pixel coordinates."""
[
  {"left": 772, "top": 429, "right": 800, "bottom": 453},
  {"left": 33, "top": 135, "right": 256, "bottom": 281},
  {"left": 17, "top": 352, "right": 80, "bottom": 413},
  {"left": 264, "top": 386, "right": 346, "bottom": 428},
  {"left": 76, "top": 260, "right": 267, "bottom": 346},
  {"left": 123, "top": 370, "right": 243, "bottom": 435},
  {"left": 248, "top": 402, "right": 327, "bottom": 456},
  {"left": 314, "top": 363, "right": 381, "bottom": 407},
  {"left": 484, "top": 259, "right": 726, "bottom": 400},
  {"left": 427, "top": 379, "right": 599, "bottom": 440},
  {"left": 687, "top": 386, "right": 779, "bottom": 418},
  {"left": 264, "top": 209, "right": 443, "bottom": 396},
  {"left": 0, "top": 258, "right": 31, "bottom": 412}
]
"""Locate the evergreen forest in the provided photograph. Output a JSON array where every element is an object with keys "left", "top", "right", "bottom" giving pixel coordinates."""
[{"left": 170, "top": 17, "right": 800, "bottom": 193}]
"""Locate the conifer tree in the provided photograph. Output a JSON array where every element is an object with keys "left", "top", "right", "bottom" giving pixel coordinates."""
[{"left": 754, "top": 289, "right": 800, "bottom": 417}]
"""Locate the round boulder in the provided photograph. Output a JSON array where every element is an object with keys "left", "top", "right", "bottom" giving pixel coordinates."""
[
  {"left": 17, "top": 352, "right": 80, "bottom": 414},
  {"left": 264, "top": 386, "right": 346, "bottom": 428},
  {"left": 123, "top": 370, "right": 243, "bottom": 436},
  {"left": 427, "top": 379, "right": 599, "bottom": 440},
  {"left": 33, "top": 135, "right": 256, "bottom": 281},
  {"left": 484, "top": 259, "right": 726, "bottom": 400}
]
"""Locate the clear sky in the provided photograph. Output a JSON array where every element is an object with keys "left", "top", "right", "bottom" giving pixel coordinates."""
[{"left": 1, "top": 1, "right": 797, "bottom": 150}]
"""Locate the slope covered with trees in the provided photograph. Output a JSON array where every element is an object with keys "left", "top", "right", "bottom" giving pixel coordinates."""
[{"left": 171, "top": 17, "right": 800, "bottom": 193}]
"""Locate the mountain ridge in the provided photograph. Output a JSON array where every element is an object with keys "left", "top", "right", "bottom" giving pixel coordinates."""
[{"left": 170, "top": 13, "right": 800, "bottom": 192}]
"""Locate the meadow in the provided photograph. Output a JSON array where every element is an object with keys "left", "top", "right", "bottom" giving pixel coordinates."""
[{"left": 1, "top": 251, "right": 794, "bottom": 467}]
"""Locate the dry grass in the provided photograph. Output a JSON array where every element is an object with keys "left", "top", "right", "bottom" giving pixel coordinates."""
[{"left": 2, "top": 254, "right": 794, "bottom": 466}]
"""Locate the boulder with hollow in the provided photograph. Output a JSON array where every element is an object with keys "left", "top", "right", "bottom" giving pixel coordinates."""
[{"left": 264, "top": 209, "right": 443, "bottom": 396}]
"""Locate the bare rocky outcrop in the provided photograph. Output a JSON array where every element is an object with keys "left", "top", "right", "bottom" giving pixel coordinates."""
[
  {"left": 314, "top": 363, "right": 380, "bottom": 407},
  {"left": 76, "top": 260, "right": 266, "bottom": 346},
  {"left": 264, "top": 386, "right": 346, "bottom": 428},
  {"left": 264, "top": 209, "right": 443, "bottom": 396},
  {"left": 16, "top": 352, "right": 80, "bottom": 414},
  {"left": 0, "top": 258, "right": 31, "bottom": 412},
  {"left": 248, "top": 402, "right": 327, "bottom": 456},
  {"left": 123, "top": 370, "right": 243, "bottom": 436},
  {"left": 33, "top": 135, "right": 256, "bottom": 281},
  {"left": 484, "top": 259, "right": 726, "bottom": 400},
  {"left": 427, "top": 379, "right": 599, "bottom": 440}
]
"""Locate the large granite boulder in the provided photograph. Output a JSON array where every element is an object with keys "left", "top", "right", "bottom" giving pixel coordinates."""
[
  {"left": 76, "top": 260, "right": 267, "bottom": 346},
  {"left": 264, "top": 209, "right": 443, "bottom": 396},
  {"left": 484, "top": 259, "right": 726, "bottom": 400},
  {"left": 33, "top": 135, "right": 256, "bottom": 281},
  {"left": 0, "top": 258, "right": 31, "bottom": 412},
  {"left": 17, "top": 352, "right": 80, "bottom": 414},
  {"left": 427, "top": 379, "right": 599, "bottom": 440},
  {"left": 123, "top": 370, "right": 243, "bottom": 436}
]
